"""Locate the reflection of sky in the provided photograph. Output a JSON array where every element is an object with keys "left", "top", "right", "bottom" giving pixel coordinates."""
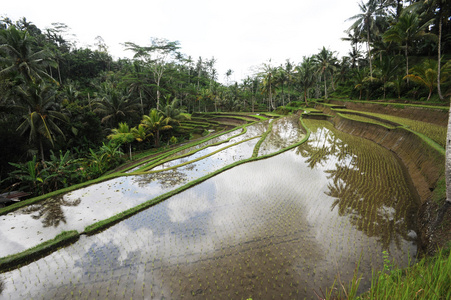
[
  {"left": 0, "top": 136, "right": 259, "bottom": 257},
  {"left": 1, "top": 138, "right": 418, "bottom": 299},
  {"left": 126, "top": 128, "right": 244, "bottom": 172},
  {"left": 259, "top": 115, "right": 305, "bottom": 156}
]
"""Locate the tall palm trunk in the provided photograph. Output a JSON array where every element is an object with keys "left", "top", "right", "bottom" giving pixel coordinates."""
[
  {"left": 437, "top": 17, "right": 444, "bottom": 100},
  {"left": 446, "top": 105, "right": 451, "bottom": 203},
  {"left": 323, "top": 73, "right": 328, "bottom": 99},
  {"left": 405, "top": 45, "right": 409, "bottom": 85},
  {"left": 367, "top": 29, "right": 373, "bottom": 78}
]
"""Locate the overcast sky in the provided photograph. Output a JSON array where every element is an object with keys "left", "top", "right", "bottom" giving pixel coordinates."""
[{"left": 2, "top": 0, "right": 361, "bottom": 84}]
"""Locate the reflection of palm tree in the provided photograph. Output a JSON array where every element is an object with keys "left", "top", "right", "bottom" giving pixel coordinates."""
[
  {"left": 302, "top": 120, "right": 416, "bottom": 251},
  {"left": 0, "top": 277, "right": 4, "bottom": 295},
  {"left": 22, "top": 195, "right": 81, "bottom": 227},
  {"left": 133, "top": 168, "right": 189, "bottom": 190}
]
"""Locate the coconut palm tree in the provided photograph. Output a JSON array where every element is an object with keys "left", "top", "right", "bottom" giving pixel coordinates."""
[
  {"left": 347, "top": 0, "right": 386, "bottom": 78},
  {"left": 94, "top": 82, "right": 140, "bottom": 127},
  {"left": 404, "top": 59, "right": 451, "bottom": 101},
  {"left": 313, "top": 47, "right": 338, "bottom": 99},
  {"left": 141, "top": 109, "right": 172, "bottom": 147},
  {"left": 159, "top": 96, "right": 188, "bottom": 125},
  {"left": 294, "top": 56, "right": 316, "bottom": 105},
  {"left": 383, "top": 11, "right": 434, "bottom": 84},
  {"left": 424, "top": 0, "right": 451, "bottom": 101},
  {"left": 259, "top": 62, "right": 276, "bottom": 111},
  {"left": 275, "top": 67, "right": 288, "bottom": 106},
  {"left": 16, "top": 83, "right": 68, "bottom": 161},
  {"left": 374, "top": 54, "right": 401, "bottom": 99},
  {"left": 0, "top": 25, "right": 56, "bottom": 83},
  {"left": 107, "top": 122, "right": 135, "bottom": 159}
]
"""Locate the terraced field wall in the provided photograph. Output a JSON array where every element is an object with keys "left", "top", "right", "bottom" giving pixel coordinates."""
[
  {"left": 328, "top": 100, "right": 448, "bottom": 126},
  {"left": 317, "top": 103, "right": 445, "bottom": 204}
]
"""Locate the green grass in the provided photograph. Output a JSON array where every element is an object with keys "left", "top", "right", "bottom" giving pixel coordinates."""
[
  {"left": 362, "top": 249, "right": 451, "bottom": 300},
  {"left": 328, "top": 99, "right": 450, "bottom": 111},
  {"left": 324, "top": 249, "right": 451, "bottom": 300},
  {"left": 338, "top": 113, "right": 398, "bottom": 129},
  {"left": 252, "top": 119, "right": 274, "bottom": 157},
  {"left": 354, "top": 112, "right": 446, "bottom": 148},
  {"left": 0, "top": 230, "right": 79, "bottom": 273}
]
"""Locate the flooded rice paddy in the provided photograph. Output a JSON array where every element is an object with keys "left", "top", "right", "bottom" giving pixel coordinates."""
[{"left": 0, "top": 117, "right": 419, "bottom": 299}]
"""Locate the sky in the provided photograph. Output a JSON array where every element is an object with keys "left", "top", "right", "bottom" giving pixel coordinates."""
[{"left": 2, "top": 0, "right": 361, "bottom": 84}]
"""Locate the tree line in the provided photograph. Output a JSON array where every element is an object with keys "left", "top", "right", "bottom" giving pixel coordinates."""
[{"left": 1, "top": 0, "right": 450, "bottom": 196}]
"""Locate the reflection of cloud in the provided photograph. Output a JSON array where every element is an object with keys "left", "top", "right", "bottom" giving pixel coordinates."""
[{"left": 167, "top": 189, "right": 211, "bottom": 223}]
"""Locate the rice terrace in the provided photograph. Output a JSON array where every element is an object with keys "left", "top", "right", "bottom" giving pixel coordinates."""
[
  {"left": 1, "top": 1, "right": 451, "bottom": 299},
  {"left": 1, "top": 99, "right": 450, "bottom": 299}
]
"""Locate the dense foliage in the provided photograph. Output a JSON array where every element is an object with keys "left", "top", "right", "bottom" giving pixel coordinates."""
[{"left": 1, "top": 0, "right": 450, "bottom": 196}]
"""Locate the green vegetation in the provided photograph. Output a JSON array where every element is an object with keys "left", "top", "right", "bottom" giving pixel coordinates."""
[
  {"left": 338, "top": 113, "right": 397, "bottom": 129},
  {"left": 1, "top": 1, "right": 450, "bottom": 299},
  {"left": 2, "top": 0, "right": 451, "bottom": 194},
  {"left": 326, "top": 249, "right": 451, "bottom": 300},
  {"left": 0, "top": 230, "right": 79, "bottom": 272},
  {"left": 338, "top": 109, "right": 447, "bottom": 148}
]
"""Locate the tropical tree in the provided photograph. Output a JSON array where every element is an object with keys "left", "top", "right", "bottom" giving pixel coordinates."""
[
  {"left": 424, "top": 0, "right": 451, "bottom": 100},
  {"left": 125, "top": 38, "right": 180, "bottom": 110},
  {"left": 383, "top": 11, "right": 434, "bottom": 84},
  {"left": 275, "top": 67, "right": 288, "bottom": 106},
  {"left": 295, "top": 56, "right": 316, "bottom": 105},
  {"left": 159, "top": 96, "right": 188, "bottom": 125},
  {"left": 259, "top": 62, "right": 276, "bottom": 110},
  {"left": 347, "top": 0, "right": 386, "bottom": 78},
  {"left": 353, "top": 68, "right": 370, "bottom": 100},
  {"left": 124, "top": 61, "right": 152, "bottom": 114},
  {"left": 94, "top": 82, "right": 139, "bottom": 127},
  {"left": 107, "top": 122, "right": 135, "bottom": 159},
  {"left": 404, "top": 59, "right": 451, "bottom": 101},
  {"left": 7, "top": 155, "right": 44, "bottom": 195},
  {"left": 131, "top": 124, "right": 151, "bottom": 143},
  {"left": 313, "top": 47, "right": 338, "bottom": 99},
  {"left": 373, "top": 54, "right": 401, "bottom": 98},
  {"left": 141, "top": 109, "right": 172, "bottom": 147},
  {"left": 0, "top": 25, "right": 56, "bottom": 83},
  {"left": 16, "top": 83, "right": 68, "bottom": 161}
]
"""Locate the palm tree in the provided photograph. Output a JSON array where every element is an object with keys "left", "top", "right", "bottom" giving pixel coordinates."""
[
  {"left": 159, "top": 96, "right": 188, "bottom": 125},
  {"left": 16, "top": 83, "right": 68, "bottom": 161},
  {"left": 131, "top": 124, "right": 152, "bottom": 143},
  {"left": 295, "top": 56, "right": 316, "bottom": 105},
  {"left": 347, "top": 0, "right": 386, "bottom": 78},
  {"left": 0, "top": 25, "right": 56, "bottom": 83},
  {"left": 124, "top": 61, "right": 152, "bottom": 114},
  {"left": 374, "top": 55, "right": 401, "bottom": 99},
  {"left": 313, "top": 47, "right": 337, "bottom": 99},
  {"left": 141, "top": 109, "right": 172, "bottom": 147},
  {"left": 94, "top": 82, "right": 140, "bottom": 127},
  {"left": 404, "top": 59, "right": 451, "bottom": 101},
  {"left": 383, "top": 11, "right": 434, "bottom": 84},
  {"left": 107, "top": 122, "right": 135, "bottom": 159},
  {"left": 275, "top": 67, "right": 288, "bottom": 106},
  {"left": 353, "top": 68, "right": 370, "bottom": 100},
  {"left": 259, "top": 62, "right": 276, "bottom": 110},
  {"left": 284, "top": 59, "right": 295, "bottom": 104},
  {"left": 424, "top": 0, "right": 451, "bottom": 100}
]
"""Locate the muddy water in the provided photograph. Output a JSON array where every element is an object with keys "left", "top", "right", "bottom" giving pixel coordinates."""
[{"left": 0, "top": 119, "right": 418, "bottom": 299}]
